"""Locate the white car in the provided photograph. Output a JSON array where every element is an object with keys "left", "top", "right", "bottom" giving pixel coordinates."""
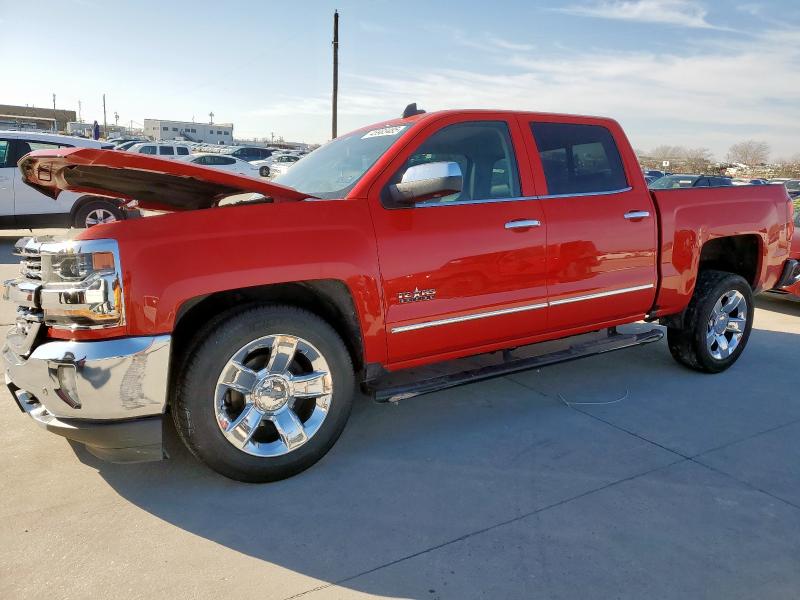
[
  {"left": 178, "top": 153, "right": 263, "bottom": 177},
  {"left": 127, "top": 142, "right": 191, "bottom": 159},
  {"left": 0, "top": 131, "right": 133, "bottom": 228},
  {"left": 253, "top": 153, "right": 301, "bottom": 178}
]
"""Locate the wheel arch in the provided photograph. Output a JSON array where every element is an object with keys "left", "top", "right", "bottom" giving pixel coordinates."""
[
  {"left": 660, "top": 234, "right": 762, "bottom": 329},
  {"left": 697, "top": 234, "right": 762, "bottom": 288},
  {"left": 170, "top": 280, "right": 367, "bottom": 393}
]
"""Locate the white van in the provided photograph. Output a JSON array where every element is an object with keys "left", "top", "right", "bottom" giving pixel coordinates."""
[
  {"left": 126, "top": 142, "right": 191, "bottom": 159},
  {"left": 0, "top": 131, "right": 134, "bottom": 228}
]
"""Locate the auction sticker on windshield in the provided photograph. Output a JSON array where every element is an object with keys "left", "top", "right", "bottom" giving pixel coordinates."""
[{"left": 362, "top": 125, "right": 407, "bottom": 139}]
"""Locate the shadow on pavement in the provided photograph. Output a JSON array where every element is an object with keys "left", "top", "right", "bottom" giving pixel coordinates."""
[
  {"left": 757, "top": 293, "right": 800, "bottom": 317},
  {"left": 67, "top": 324, "right": 800, "bottom": 599}
]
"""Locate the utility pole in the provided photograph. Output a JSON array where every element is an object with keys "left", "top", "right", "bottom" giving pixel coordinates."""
[
  {"left": 114, "top": 111, "right": 119, "bottom": 126},
  {"left": 102, "top": 94, "right": 107, "bottom": 138},
  {"left": 52, "top": 93, "right": 57, "bottom": 132},
  {"left": 209, "top": 111, "right": 214, "bottom": 124},
  {"left": 332, "top": 9, "right": 339, "bottom": 139}
]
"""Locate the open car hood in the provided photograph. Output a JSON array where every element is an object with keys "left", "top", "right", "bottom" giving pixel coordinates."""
[{"left": 18, "top": 147, "right": 309, "bottom": 211}]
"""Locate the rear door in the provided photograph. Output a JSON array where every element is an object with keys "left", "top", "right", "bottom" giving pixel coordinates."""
[
  {"left": 368, "top": 114, "right": 549, "bottom": 366},
  {"left": 519, "top": 117, "right": 657, "bottom": 331}
]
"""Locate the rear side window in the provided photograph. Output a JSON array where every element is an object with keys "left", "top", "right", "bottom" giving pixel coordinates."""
[
  {"left": 218, "top": 156, "right": 236, "bottom": 165},
  {"left": 0, "top": 140, "right": 10, "bottom": 167},
  {"left": 176, "top": 146, "right": 189, "bottom": 155},
  {"left": 159, "top": 146, "right": 175, "bottom": 156},
  {"left": 530, "top": 122, "right": 628, "bottom": 196},
  {"left": 140, "top": 145, "right": 157, "bottom": 155}
]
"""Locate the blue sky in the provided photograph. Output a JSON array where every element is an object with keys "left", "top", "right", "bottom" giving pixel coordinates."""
[{"left": 2, "top": 0, "right": 799, "bottom": 159}]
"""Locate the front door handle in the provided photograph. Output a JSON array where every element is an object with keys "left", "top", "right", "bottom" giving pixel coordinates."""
[
  {"left": 624, "top": 211, "right": 650, "bottom": 220},
  {"left": 505, "top": 219, "right": 541, "bottom": 230}
]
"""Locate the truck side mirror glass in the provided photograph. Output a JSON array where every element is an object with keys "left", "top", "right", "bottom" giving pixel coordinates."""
[{"left": 388, "top": 161, "right": 463, "bottom": 204}]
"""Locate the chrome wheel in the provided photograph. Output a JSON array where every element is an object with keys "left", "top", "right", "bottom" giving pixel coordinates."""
[
  {"left": 706, "top": 290, "right": 747, "bottom": 360},
  {"left": 214, "top": 334, "right": 333, "bottom": 457},
  {"left": 85, "top": 208, "right": 118, "bottom": 227}
]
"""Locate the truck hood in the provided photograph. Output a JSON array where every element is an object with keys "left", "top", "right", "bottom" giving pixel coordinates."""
[{"left": 18, "top": 147, "right": 310, "bottom": 211}]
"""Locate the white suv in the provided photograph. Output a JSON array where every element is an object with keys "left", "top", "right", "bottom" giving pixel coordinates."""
[
  {"left": 0, "top": 131, "right": 133, "bottom": 228},
  {"left": 126, "top": 142, "right": 191, "bottom": 159}
]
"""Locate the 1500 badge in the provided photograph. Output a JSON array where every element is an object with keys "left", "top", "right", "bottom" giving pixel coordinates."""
[{"left": 397, "top": 288, "right": 437, "bottom": 303}]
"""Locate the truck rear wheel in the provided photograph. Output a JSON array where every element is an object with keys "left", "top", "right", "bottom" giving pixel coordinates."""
[
  {"left": 172, "top": 305, "right": 355, "bottom": 482},
  {"left": 667, "top": 270, "right": 754, "bottom": 373}
]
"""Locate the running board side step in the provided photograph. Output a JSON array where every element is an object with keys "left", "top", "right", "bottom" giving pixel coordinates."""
[{"left": 369, "top": 328, "right": 664, "bottom": 403}]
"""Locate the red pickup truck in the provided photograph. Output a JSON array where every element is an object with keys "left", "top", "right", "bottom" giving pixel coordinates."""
[{"left": 4, "top": 107, "right": 798, "bottom": 482}]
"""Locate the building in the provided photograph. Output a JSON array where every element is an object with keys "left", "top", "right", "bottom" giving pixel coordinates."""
[
  {"left": 143, "top": 119, "right": 233, "bottom": 144},
  {"left": 0, "top": 104, "right": 76, "bottom": 132}
]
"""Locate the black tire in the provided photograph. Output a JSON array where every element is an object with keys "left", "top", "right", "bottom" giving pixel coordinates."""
[
  {"left": 667, "top": 270, "right": 754, "bottom": 373},
  {"left": 73, "top": 198, "right": 125, "bottom": 228},
  {"left": 259, "top": 165, "right": 271, "bottom": 177},
  {"left": 172, "top": 305, "right": 355, "bottom": 482}
]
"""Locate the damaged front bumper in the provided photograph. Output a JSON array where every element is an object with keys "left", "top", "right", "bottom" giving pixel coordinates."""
[{"left": 3, "top": 331, "right": 171, "bottom": 462}]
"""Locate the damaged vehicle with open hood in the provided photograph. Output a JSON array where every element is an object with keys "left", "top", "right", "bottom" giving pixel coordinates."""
[{"left": 3, "top": 107, "right": 797, "bottom": 482}]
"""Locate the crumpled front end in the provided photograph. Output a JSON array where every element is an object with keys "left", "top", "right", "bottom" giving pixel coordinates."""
[{"left": 2, "top": 236, "right": 171, "bottom": 462}]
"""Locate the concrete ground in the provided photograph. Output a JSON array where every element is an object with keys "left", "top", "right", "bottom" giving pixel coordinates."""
[{"left": 0, "top": 230, "right": 798, "bottom": 599}]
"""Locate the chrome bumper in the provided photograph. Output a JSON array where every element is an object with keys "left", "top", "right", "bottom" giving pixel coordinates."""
[
  {"left": 3, "top": 334, "right": 171, "bottom": 462},
  {"left": 775, "top": 259, "right": 800, "bottom": 289}
]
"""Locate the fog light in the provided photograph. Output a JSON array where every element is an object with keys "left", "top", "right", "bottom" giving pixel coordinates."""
[{"left": 54, "top": 364, "right": 81, "bottom": 409}]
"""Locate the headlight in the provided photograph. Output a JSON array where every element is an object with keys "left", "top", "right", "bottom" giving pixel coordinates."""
[{"left": 38, "top": 239, "right": 125, "bottom": 330}]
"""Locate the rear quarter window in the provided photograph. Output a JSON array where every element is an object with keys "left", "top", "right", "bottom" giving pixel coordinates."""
[{"left": 531, "top": 122, "right": 628, "bottom": 196}]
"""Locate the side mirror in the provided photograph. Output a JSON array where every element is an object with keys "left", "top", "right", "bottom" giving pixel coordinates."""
[{"left": 389, "top": 161, "right": 462, "bottom": 204}]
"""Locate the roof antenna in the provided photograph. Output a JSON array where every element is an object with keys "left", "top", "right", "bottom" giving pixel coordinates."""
[{"left": 402, "top": 103, "right": 426, "bottom": 118}]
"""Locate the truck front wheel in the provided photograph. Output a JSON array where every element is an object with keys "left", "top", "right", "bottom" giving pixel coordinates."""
[
  {"left": 667, "top": 270, "right": 754, "bottom": 373},
  {"left": 172, "top": 305, "right": 355, "bottom": 482}
]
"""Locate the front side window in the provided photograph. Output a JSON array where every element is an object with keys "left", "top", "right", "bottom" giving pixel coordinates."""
[
  {"left": 176, "top": 146, "right": 189, "bottom": 155},
  {"left": 159, "top": 146, "right": 175, "bottom": 155},
  {"left": 531, "top": 122, "right": 628, "bottom": 195},
  {"left": 140, "top": 145, "right": 157, "bottom": 155},
  {"left": 218, "top": 157, "right": 235, "bottom": 165},
  {"left": 386, "top": 120, "right": 521, "bottom": 206}
]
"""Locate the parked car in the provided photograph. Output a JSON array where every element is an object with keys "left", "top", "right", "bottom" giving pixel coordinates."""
[
  {"left": 179, "top": 153, "right": 263, "bottom": 177},
  {"left": 643, "top": 169, "right": 666, "bottom": 179},
  {"left": 114, "top": 139, "right": 147, "bottom": 151},
  {"left": 0, "top": 131, "right": 133, "bottom": 228},
  {"left": 782, "top": 179, "right": 800, "bottom": 199},
  {"left": 5, "top": 108, "right": 797, "bottom": 482},
  {"left": 732, "top": 178, "right": 767, "bottom": 186},
  {"left": 649, "top": 174, "right": 733, "bottom": 189},
  {"left": 265, "top": 153, "right": 301, "bottom": 177},
  {"left": 127, "top": 142, "right": 191, "bottom": 158},
  {"left": 223, "top": 146, "right": 274, "bottom": 162}
]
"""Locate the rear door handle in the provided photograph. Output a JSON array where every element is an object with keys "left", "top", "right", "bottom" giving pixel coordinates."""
[
  {"left": 505, "top": 219, "right": 541, "bottom": 230},
  {"left": 624, "top": 211, "right": 650, "bottom": 220}
]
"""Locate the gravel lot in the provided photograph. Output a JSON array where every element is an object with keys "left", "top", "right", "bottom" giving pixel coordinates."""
[{"left": 0, "top": 230, "right": 798, "bottom": 600}]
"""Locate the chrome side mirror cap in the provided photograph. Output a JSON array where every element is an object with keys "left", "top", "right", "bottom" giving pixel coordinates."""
[{"left": 388, "top": 161, "right": 463, "bottom": 204}]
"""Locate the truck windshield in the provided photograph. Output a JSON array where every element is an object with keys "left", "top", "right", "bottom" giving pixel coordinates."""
[{"left": 274, "top": 125, "right": 409, "bottom": 199}]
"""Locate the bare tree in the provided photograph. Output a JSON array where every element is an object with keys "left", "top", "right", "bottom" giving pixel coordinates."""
[
  {"left": 726, "top": 140, "right": 770, "bottom": 166},
  {"left": 683, "top": 147, "right": 714, "bottom": 173}
]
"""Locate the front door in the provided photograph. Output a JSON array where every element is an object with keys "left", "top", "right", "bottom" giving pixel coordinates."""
[
  {"left": 520, "top": 118, "right": 657, "bottom": 331},
  {"left": 368, "top": 116, "right": 549, "bottom": 367}
]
